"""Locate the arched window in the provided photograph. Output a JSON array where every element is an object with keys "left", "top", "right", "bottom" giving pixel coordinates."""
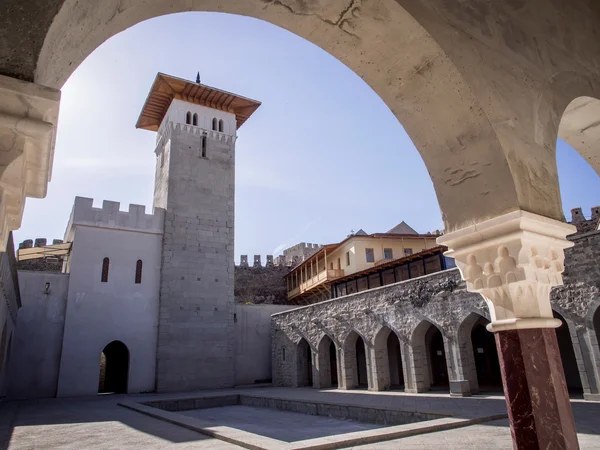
[
  {"left": 135, "top": 259, "right": 143, "bottom": 284},
  {"left": 101, "top": 257, "right": 110, "bottom": 282},
  {"left": 218, "top": 119, "right": 224, "bottom": 132},
  {"left": 185, "top": 112, "right": 192, "bottom": 125},
  {"left": 192, "top": 113, "right": 198, "bottom": 126},
  {"left": 212, "top": 118, "right": 218, "bottom": 131}
]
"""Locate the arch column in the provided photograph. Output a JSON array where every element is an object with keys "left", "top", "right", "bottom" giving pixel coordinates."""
[
  {"left": 439, "top": 210, "right": 579, "bottom": 450},
  {"left": 578, "top": 321, "right": 600, "bottom": 401},
  {"left": 444, "top": 335, "right": 472, "bottom": 397}
]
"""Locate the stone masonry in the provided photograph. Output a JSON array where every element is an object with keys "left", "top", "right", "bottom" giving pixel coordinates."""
[
  {"left": 272, "top": 229, "right": 600, "bottom": 400},
  {"left": 154, "top": 122, "right": 236, "bottom": 392}
]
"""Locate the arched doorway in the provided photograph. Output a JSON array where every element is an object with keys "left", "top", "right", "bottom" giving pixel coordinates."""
[
  {"left": 426, "top": 326, "right": 448, "bottom": 389},
  {"left": 98, "top": 341, "right": 129, "bottom": 394},
  {"left": 316, "top": 335, "right": 338, "bottom": 388},
  {"left": 387, "top": 332, "right": 404, "bottom": 389},
  {"left": 373, "top": 326, "right": 404, "bottom": 391},
  {"left": 554, "top": 311, "right": 583, "bottom": 395},
  {"left": 356, "top": 336, "right": 368, "bottom": 388},
  {"left": 471, "top": 321, "right": 502, "bottom": 391},
  {"left": 296, "top": 338, "right": 313, "bottom": 387}
]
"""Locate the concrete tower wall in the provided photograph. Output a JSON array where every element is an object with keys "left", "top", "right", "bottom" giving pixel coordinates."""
[{"left": 154, "top": 118, "right": 236, "bottom": 391}]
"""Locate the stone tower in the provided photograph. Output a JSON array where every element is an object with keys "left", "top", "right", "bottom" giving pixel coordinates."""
[{"left": 136, "top": 73, "right": 261, "bottom": 392}]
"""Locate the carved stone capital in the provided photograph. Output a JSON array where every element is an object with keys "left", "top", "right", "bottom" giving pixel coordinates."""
[
  {"left": 438, "top": 210, "right": 576, "bottom": 332},
  {"left": 0, "top": 75, "right": 60, "bottom": 249}
]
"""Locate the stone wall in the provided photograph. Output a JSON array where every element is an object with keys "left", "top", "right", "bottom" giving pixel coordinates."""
[
  {"left": 271, "top": 230, "right": 600, "bottom": 399},
  {"left": 234, "top": 263, "right": 288, "bottom": 304}
]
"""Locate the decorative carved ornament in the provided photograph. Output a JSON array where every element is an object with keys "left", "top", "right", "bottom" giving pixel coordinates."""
[
  {"left": 438, "top": 210, "right": 576, "bottom": 332},
  {"left": 0, "top": 75, "right": 60, "bottom": 250}
]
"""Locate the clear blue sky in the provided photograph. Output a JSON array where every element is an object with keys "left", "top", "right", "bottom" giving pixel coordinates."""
[{"left": 14, "top": 13, "right": 600, "bottom": 261}]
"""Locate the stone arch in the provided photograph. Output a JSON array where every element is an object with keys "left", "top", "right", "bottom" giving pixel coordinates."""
[
  {"left": 456, "top": 312, "right": 501, "bottom": 394},
  {"left": 98, "top": 340, "right": 129, "bottom": 394},
  {"left": 372, "top": 325, "right": 405, "bottom": 391},
  {"left": 341, "top": 330, "right": 370, "bottom": 390},
  {"left": 32, "top": 1, "right": 524, "bottom": 232},
  {"left": 552, "top": 310, "right": 584, "bottom": 394},
  {"left": 408, "top": 319, "right": 448, "bottom": 392},
  {"left": 315, "top": 334, "right": 338, "bottom": 389},
  {"left": 295, "top": 337, "right": 313, "bottom": 387},
  {"left": 536, "top": 71, "right": 600, "bottom": 179}
]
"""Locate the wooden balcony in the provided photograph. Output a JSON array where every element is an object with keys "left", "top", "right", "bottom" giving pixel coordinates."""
[{"left": 288, "top": 269, "right": 344, "bottom": 302}]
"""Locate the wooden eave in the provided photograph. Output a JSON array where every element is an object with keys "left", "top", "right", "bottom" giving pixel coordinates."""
[{"left": 136, "top": 73, "right": 261, "bottom": 131}]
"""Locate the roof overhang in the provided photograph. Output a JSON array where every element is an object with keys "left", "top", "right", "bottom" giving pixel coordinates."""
[
  {"left": 136, "top": 73, "right": 261, "bottom": 131},
  {"left": 17, "top": 242, "right": 72, "bottom": 261}
]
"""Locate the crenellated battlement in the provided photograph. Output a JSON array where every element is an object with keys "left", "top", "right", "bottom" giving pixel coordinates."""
[
  {"left": 237, "top": 255, "right": 288, "bottom": 268},
  {"left": 569, "top": 206, "right": 600, "bottom": 234},
  {"left": 64, "top": 196, "right": 165, "bottom": 240}
]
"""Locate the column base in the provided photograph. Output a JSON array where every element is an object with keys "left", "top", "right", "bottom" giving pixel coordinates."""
[
  {"left": 583, "top": 393, "right": 600, "bottom": 402},
  {"left": 449, "top": 380, "right": 472, "bottom": 397},
  {"left": 496, "top": 328, "right": 579, "bottom": 449}
]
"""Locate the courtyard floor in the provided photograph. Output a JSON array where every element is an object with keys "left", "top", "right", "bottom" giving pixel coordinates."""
[{"left": 0, "top": 387, "right": 598, "bottom": 449}]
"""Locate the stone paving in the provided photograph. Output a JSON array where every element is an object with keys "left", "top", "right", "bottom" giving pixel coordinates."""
[{"left": 0, "top": 387, "right": 598, "bottom": 449}]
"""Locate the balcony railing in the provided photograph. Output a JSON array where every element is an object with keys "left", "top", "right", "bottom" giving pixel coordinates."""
[{"left": 288, "top": 269, "right": 344, "bottom": 299}]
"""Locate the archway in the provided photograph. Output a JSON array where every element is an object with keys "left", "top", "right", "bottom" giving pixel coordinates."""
[
  {"left": 296, "top": 338, "right": 313, "bottom": 387},
  {"left": 426, "top": 326, "right": 448, "bottom": 389},
  {"left": 341, "top": 331, "right": 369, "bottom": 390},
  {"left": 316, "top": 335, "right": 337, "bottom": 388},
  {"left": 471, "top": 321, "right": 502, "bottom": 391},
  {"left": 98, "top": 341, "right": 129, "bottom": 394},
  {"left": 554, "top": 311, "right": 583, "bottom": 395},
  {"left": 373, "top": 326, "right": 404, "bottom": 391}
]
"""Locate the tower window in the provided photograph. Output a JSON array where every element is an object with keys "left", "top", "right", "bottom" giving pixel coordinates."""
[
  {"left": 212, "top": 118, "right": 218, "bottom": 131},
  {"left": 135, "top": 259, "right": 143, "bottom": 284},
  {"left": 101, "top": 257, "right": 110, "bottom": 283},
  {"left": 201, "top": 134, "right": 207, "bottom": 158},
  {"left": 185, "top": 112, "right": 192, "bottom": 125},
  {"left": 218, "top": 119, "right": 224, "bottom": 132},
  {"left": 192, "top": 113, "right": 198, "bottom": 126}
]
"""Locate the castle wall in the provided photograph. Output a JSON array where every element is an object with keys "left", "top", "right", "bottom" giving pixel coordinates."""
[
  {"left": 9, "top": 271, "right": 69, "bottom": 399},
  {"left": 56, "top": 225, "right": 162, "bottom": 397},
  {"left": 234, "top": 262, "right": 288, "bottom": 305},
  {"left": 272, "top": 231, "right": 600, "bottom": 398},
  {"left": 234, "top": 304, "right": 294, "bottom": 386},
  {"left": 154, "top": 123, "right": 236, "bottom": 392}
]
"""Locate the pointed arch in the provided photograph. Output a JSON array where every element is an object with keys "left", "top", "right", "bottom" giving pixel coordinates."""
[
  {"left": 185, "top": 111, "right": 192, "bottom": 125},
  {"left": 408, "top": 319, "right": 448, "bottom": 392},
  {"left": 316, "top": 334, "right": 338, "bottom": 388},
  {"left": 372, "top": 325, "right": 405, "bottom": 391},
  {"left": 341, "top": 330, "right": 369, "bottom": 389},
  {"left": 295, "top": 338, "right": 313, "bottom": 387},
  {"left": 553, "top": 310, "right": 583, "bottom": 394},
  {"left": 212, "top": 117, "right": 218, "bottom": 131}
]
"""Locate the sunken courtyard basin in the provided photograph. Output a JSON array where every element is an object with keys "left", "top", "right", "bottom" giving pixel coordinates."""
[{"left": 139, "top": 394, "right": 445, "bottom": 443}]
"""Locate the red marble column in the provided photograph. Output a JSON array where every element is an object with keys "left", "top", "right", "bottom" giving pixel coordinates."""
[{"left": 495, "top": 328, "right": 579, "bottom": 450}]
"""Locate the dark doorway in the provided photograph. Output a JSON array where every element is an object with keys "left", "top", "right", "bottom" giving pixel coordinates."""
[
  {"left": 297, "top": 339, "right": 313, "bottom": 387},
  {"left": 554, "top": 311, "right": 583, "bottom": 394},
  {"left": 426, "top": 327, "right": 448, "bottom": 388},
  {"left": 595, "top": 307, "right": 600, "bottom": 350},
  {"left": 356, "top": 336, "right": 368, "bottom": 388},
  {"left": 99, "top": 341, "right": 129, "bottom": 394},
  {"left": 471, "top": 323, "right": 502, "bottom": 390},
  {"left": 329, "top": 341, "right": 338, "bottom": 386},
  {"left": 387, "top": 332, "right": 404, "bottom": 389}
]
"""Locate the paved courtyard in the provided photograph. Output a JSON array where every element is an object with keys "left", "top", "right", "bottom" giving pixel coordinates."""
[{"left": 1, "top": 387, "right": 598, "bottom": 449}]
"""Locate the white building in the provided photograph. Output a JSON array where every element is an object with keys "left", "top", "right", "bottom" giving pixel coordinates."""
[{"left": 7, "top": 74, "right": 290, "bottom": 399}]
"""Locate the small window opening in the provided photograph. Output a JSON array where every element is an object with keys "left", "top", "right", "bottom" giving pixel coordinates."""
[
  {"left": 135, "top": 260, "right": 143, "bottom": 284},
  {"left": 365, "top": 248, "right": 374, "bottom": 263},
  {"left": 192, "top": 113, "right": 198, "bottom": 126},
  {"left": 201, "top": 135, "right": 207, "bottom": 158},
  {"left": 185, "top": 112, "right": 192, "bottom": 125},
  {"left": 282, "top": 347, "right": 286, "bottom": 361},
  {"left": 212, "top": 118, "right": 218, "bottom": 131},
  {"left": 218, "top": 119, "right": 224, "bottom": 132},
  {"left": 101, "top": 257, "right": 110, "bottom": 282},
  {"left": 346, "top": 252, "right": 350, "bottom": 266}
]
